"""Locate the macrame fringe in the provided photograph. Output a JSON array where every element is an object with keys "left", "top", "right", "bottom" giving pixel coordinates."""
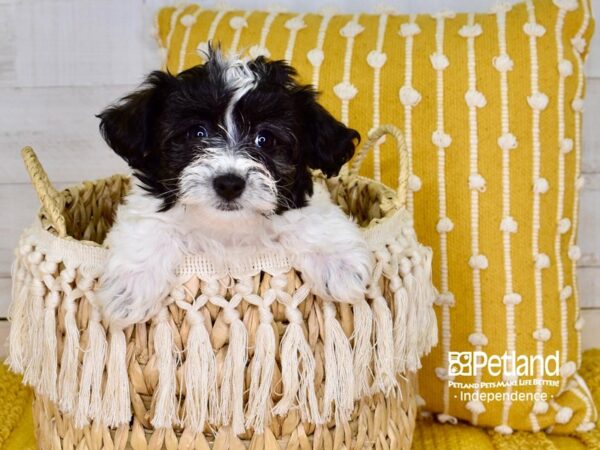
[
  {"left": 393, "top": 284, "right": 409, "bottom": 374},
  {"left": 22, "top": 277, "right": 45, "bottom": 389},
  {"left": 181, "top": 299, "right": 217, "bottom": 433},
  {"left": 39, "top": 291, "right": 60, "bottom": 402},
  {"left": 273, "top": 304, "right": 322, "bottom": 424},
  {"left": 322, "top": 302, "right": 354, "bottom": 423},
  {"left": 372, "top": 295, "right": 397, "bottom": 395},
  {"left": 7, "top": 259, "right": 30, "bottom": 373},
  {"left": 75, "top": 308, "right": 107, "bottom": 428},
  {"left": 245, "top": 306, "right": 276, "bottom": 432},
  {"left": 151, "top": 307, "right": 179, "bottom": 429},
  {"left": 102, "top": 327, "right": 131, "bottom": 427},
  {"left": 58, "top": 295, "right": 81, "bottom": 413},
  {"left": 218, "top": 308, "right": 248, "bottom": 435},
  {"left": 402, "top": 272, "right": 422, "bottom": 372},
  {"left": 352, "top": 299, "right": 373, "bottom": 400}
]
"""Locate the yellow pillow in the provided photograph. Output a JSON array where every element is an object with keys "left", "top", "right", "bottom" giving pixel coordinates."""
[{"left": 155, "top": 0, "right": 596, "bottom": 433}]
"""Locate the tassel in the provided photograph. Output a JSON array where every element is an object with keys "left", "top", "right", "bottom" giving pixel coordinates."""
[
  {"left": 75, "top": 307, "right": 107, "bottom": 427},
  {"left": 7, "top": 259, "right": 30, "bottom": 373},
  {"left": 273, "top": 285, "right": 321, "bottom": 424},
  {"left": 402, "top": 272, "right": 422, "bottom": 372},
  {"left": 58, "top": 291, "right": 81, "bottom": 413},
  {"left": 177, "top": 295, "right": 217, "bottom": 433},
  {"left": 218, "top": 300, "right": 248, "bottom": 435},
  {"left": 102, "top": 327, "right": 131, "bottom": 427},
  {"left": 22, "top": 277, "right": 46, "bottom": 388},
  {"left": 352, "top": 300, "right": 373, "bottom": 400},
  {"left": 322, "top": 301, "right": 354, "bottom": 423},
  {"left": 392, "top": 281, "right": 409, "bottom": 374},
  {"left": 245, "top": 299, "right": 276, "bottom": 433},
  {"left": 421, "top": 250, "right": 439, "bottom": 354},
  {"left": 371, "top": 295, "right": 397, "bottom": 395},
  {"left": 39, "top": 290, "right": 60, "bottom": 402},
  {"left": 151, "top": 307, "right": 178, "bottom": 429}
]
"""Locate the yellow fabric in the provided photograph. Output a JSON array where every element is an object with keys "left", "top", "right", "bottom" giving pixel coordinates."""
[
  {"left": 3, "top": 350, "right": 600, "bottom": 447},
  {"left": 155, "top": 0, "right": 596, "bottom": 432}
]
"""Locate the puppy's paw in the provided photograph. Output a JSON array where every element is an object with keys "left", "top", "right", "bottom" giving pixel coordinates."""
[
  {"left": 96, "top": 270, "right": 168, "bottom": 329},
  {"left": 298, "top": 247, "right": 373, "bottom": 303}
]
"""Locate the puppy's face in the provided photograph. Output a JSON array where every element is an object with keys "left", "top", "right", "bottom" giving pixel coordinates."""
[{"left": 98, "top": 49, "right": 359, "bottom": 218}]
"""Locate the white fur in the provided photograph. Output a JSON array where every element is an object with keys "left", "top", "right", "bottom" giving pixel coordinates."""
[{"left": 98, "top": 182, "right": 372, "bottom": 329}]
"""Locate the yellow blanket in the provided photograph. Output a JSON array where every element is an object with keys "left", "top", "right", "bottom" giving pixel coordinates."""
[{"left": 2, "top": 349, "right": 600, "bottom": 449}]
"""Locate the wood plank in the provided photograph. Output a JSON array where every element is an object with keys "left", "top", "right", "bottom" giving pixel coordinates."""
[
  {"left": 580, "top": 267, "right": 600, "bottom": 309},
  {"left": 0, "top": 85, "right": 131, "bottom": 184},
  {"left": 581, "top": 308, "right": 600, "bottom": 351}
]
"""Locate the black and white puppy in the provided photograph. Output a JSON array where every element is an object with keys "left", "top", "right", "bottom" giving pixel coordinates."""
[{"left": 97, "top": 49, "right": 372, "bottom": 329}]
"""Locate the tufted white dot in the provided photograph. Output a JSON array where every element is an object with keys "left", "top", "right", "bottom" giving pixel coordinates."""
[
  {"left": 469, "top": 173, "right": 486, "bottom": 191},
  {"left": 430, "top": 53, "right": 449, "bottom": 70},
  {"left": 532, "top": 400, "right": 549, "bottom": 414},
  {"left": 555, "top": 406, "right": 574, "bottom": 424},
  {"left": 436, "top": 217, "right": 454, "bottom": 233},
  {"left": 527, "top": 92, "right": 549, "bottom": 110},
  {"left": 399, "top": 22, "right": 421, "bottom": 37},
  {"left": 180, "top": 14, "right": 197, "bottom": 27},
  {"left": 408, "top": 174, "right": 422, "bottom": 192},
  {"left": 466, "top": 400, "right": 486, "bottom": 414},
  {"left": 500, "top": 216, "right": 518, "bottom": 233},
  {"left": 469, "top": 254, "right": 489, "bottom": 270},
  {"left": 465, "top": 90, "right": 487, "bottom": 108},
  {"left": 498, "top": 133, "right": 518, "bottom": 150},
  {"left": 367, "top": 50, "right": 387, "bottom": 69},
  {"left": 533, "top": 177, "right": 550, "bottom": 194},
  {"left": 340, "top": 21, "right": 364, "bottom": 38},
  {"left": 306, "top": 48, "right": 324, "bottom": 67},
  {"left": 468, "top": 332, "right": 488, "bottom": 346},
  {"left": 560, "top": 361, "right": 576, "bottom": 377},
  {"left": 399, "top": 86, "right": 422, "bottom": 106},
  {"left": 561, "top": 138, "right": 574, "bottom": 153},
  {"left": 459, "top": 23, "right": 483, "bottom": 38},
  {"left": 560, "top": 285, "right": 573, "bottom": 301},
  {"left": 284, "top": 16, "right": 306, "bottom": 31},
  {"left": 535, "top": 253, "right": 551, "bottom": 269},
  {"left": 575, "top": 175, "right": 585, "bottom": 191},
  {"left": 503, "top": 293, "right": 522, "bottom": 305},
  {"left": 229, "top": 16, "right": 247, "bottom": 30},
  {"left": 572, "top": 97, "right": 584, "bottom": 112},
  {"left": 435, "top": 292, "right": 455, "bottom": 306},
  {"left": 553, "top": 0, "right": 579, "bottom": 11},
  {"left": 558, "top": 218, "right": 571, "bottom": 234},
  {"left": 523, "top": 22, "right": 546, "bottom": 37},
  {"left": 571, "top": 36, "right": 586, "bottom": 54},
  {"left": 494, "top": 425, "right": 513, "bottom": 435},
  {"left": 575, "top": 316, "right": 585, "bottom": 331},
  {"left": 432, "top": 130, "right": 452, "bottom": 148},
  {"left": 568, "top": 245, "right": 581, "bottom": 261},
  {"left": 558, "top": 59, "right": 574, "bottom": 77},
  {"left": 333, "top": 82, "right": 358, "bottom": 101},
  {"left": 493, "top": 54, "right": 514, "bottom": 72},
  {"left": 533, "top": 328, "right": 551, "bottom": 341}
]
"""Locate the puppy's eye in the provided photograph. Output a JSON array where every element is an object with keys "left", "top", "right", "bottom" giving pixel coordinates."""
[
  {"left": 255, "top": 130, "right": 275, "bottom": 149},
  {"left": 187, "top": 124, "right": 209, "bottom": 139}
]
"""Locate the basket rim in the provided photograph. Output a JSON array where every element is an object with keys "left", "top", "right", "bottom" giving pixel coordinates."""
[{"left": 25, "top": 173, "right": 410, "bottom": 279}]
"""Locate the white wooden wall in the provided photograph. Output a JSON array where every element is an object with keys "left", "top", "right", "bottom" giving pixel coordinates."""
[{"left": 0, "top": 0, "right": 598, "bottom": 346}]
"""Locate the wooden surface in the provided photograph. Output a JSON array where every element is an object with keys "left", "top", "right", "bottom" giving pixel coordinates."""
[{"left": 0, "top": 0, "right": 598, "bottom": 351}]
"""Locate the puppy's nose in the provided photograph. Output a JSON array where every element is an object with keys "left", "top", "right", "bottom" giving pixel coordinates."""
[{"left": 213, "top": 173, "right": 246, "bottom": 200}]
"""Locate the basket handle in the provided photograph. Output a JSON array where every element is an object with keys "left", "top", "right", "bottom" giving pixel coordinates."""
[
  {"left": 21, "top": 147, "right": 67, "bottom": 237},
  {"left": 347, "top": 124, "right": 409, "bottom": 208}
]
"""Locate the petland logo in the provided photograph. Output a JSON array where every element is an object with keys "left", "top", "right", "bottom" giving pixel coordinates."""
[{"left": 448, "top": 351, "right": 561, "bottom": 377}]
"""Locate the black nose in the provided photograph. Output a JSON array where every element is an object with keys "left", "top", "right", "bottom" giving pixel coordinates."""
[{"left": 213, "top": 173, "right": 246, "bottom": 201}]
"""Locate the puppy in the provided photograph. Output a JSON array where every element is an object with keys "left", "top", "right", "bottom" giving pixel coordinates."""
[{"left": 97, "top": 49, "right": 372, "bottom": 329}]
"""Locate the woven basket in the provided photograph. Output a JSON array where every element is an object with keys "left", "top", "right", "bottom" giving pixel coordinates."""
[{"left": 8, "top": 125, "right": 437, "bottom": 449}]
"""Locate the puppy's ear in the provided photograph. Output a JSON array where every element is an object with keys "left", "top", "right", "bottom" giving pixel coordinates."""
[
  {"left": 295, "top": 88, "right": 360, "bottom": 177},
  {"left": 98, "top": 71, "right": 174, "bottom": 169}
]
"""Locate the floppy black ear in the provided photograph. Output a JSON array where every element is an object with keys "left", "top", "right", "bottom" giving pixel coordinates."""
[
  {"left": 98, "top": 71, "right": 174, "bottom": 170},
  {"left": 295, "top": 88, "right": 360, "bottom": 177}
]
